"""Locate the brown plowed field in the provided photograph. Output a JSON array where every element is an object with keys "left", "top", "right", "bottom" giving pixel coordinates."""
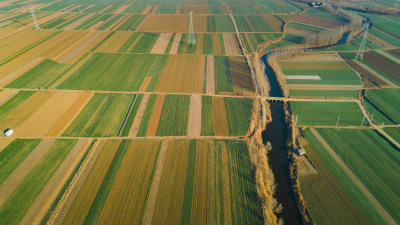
[
  {"left": 293, "top": 14, "right": 347, "bottom": 29},
  {"left": 388, "top": 49, "right": 400, "bottom": 58},
  {"left": 206, "top": 55, "right": 215, "bottom": 95},
  {"left": 146, "top": 94, "right": 166, "bottom": 136},
  {"left": 155, "top": 55, "right": 204, "bottom": 93},
  {"left": 363, "top": 51, "right": 400, "bottom": 83}
]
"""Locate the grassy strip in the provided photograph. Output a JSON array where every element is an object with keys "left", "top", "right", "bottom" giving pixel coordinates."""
[
  {"left": 214, "top": 56, "right": 233, "bottom": 93},
  {"left": 39, "top": 139, "right": 96, "bottom": 225},
  {"left": 224, "top": 98, "right": 253, "bottom": 136},
  {"left": 121, "top": 94, "right": 143, "bottom": 136},
  {"left": 137, "top": 94, "right": 157, "bottom": 137},
  {"left": 0, "top": 91, "right": 35, "bottom": 122},
  {"left": 180, "top": 140, "right": 197, "bottom": 225},
  {"left": 156, "top": 95, "right": 190, "bottom": 136},
  {"left": 219, "top": 33, "right": 226, "bottom": 55},
  {"left": 289, "top": 90, "right": 359, "bottom": 98},
  {"left": 203, "top": 33, "right": 213, "bottom": 54},
  {"left": 201, "top": 96, "right": 214, "bottom": 136},
  {"left": 0, "top": 139, "right": 41, "bottom": 186},
  {"left": 145, "top": 55, "right": 169, "bottom": 92},
  {"left": 0, "top": 139, "right": 77, "bottom": 225}
]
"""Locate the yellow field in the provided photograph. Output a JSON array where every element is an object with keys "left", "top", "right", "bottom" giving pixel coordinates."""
[
  {"left": 212, "top": 96, "right": 229, "bottom": 136},
  {"left": 155, "top": 55, "right": 204, "bottom": 93},
  {"left": 95, "top": 31, "right": 132, "bottom": 53},
  {"left": 97, "top": 140, "right": 161, "bottom": 225},
  {"left": 61, "top": 140, "right": 121, "bottom": 225}
]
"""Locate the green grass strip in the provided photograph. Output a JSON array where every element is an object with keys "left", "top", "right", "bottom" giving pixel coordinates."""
[
  {"left": 180, "top": 140, "right": 197, "bottom": 225},
  {"left": 91, "top": 31, "right": 115, "bottom": 51},
  {"left": 121, "top": 94, "right": 143, "bottom": 136},
  {"left": 219, "top": 33, "right": 226, "bottom": 55},
  {"left": 156, "top": 95, "right": 190, "bottom": 136},
  {"left": 201, "top": 96, "right": 214, "bottom": 136},
  {"left": 137, "top": 94, "right": 157, "bottom": 137}
]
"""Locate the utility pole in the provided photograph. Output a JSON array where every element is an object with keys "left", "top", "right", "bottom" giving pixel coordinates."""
[
  {"left": 336, "top": 115, "right": 340, "bottom": 127},
  {"left": 355, "top": 24, "right": 369, "bottom": 61},
  {"left": 30, "top": 7, "right": 40, "bottom": 31},
  {"left": 187, "top": 11, "right": 196, "bottom": 47},
  {"left": 361, "top": 116, "right": 365, "bottom": 126}
]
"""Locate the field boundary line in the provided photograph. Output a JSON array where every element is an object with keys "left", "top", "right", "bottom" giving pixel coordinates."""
[
  {"left": 0, "top": 89, "right": 18, "bottom": 107},
  {"left": 142, "top": 141, "right": 168, "bottom": 225},
  {"left": 118, "top": 95, "right": 137, "bottom": 137},
  {"left": 0, "top": 139, "right": 55, "bottom": 207},
  {"left": 310, "top": 128, "right": 397, "bottom": 225},
  {"left": 187, "top": 94, "right": 202, "bottom": 137},
  {"left": 0, "top": 57, "right": 44, "bottom": 88}
]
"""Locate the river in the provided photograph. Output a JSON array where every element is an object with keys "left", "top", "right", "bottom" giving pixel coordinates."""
[{"left": 261, "top": 54, "right": 303, "bottom": 225}]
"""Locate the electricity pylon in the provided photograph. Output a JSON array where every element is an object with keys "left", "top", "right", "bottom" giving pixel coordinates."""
[
  {"left": 30, "top": 7, "right": 40, "bottom": 30},
  {"left": 355, "top": 24, "right": 368, "bottom": 61},
  {"left": 188, "top": 11, "right": 196, "bottom": 47}
]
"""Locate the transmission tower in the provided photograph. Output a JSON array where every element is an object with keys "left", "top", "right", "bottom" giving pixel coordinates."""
[
  {"left": 188, "top": 11, "right": 196, "bottom": 47},
  {"left": 30, "top": 7, "right": 40, "bottom": 31},
  {"left": 355, "top": 24, "right": 369, "bottom": 61}
]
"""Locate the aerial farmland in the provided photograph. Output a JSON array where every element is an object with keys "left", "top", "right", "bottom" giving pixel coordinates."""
[{"left": 0, "top": 0, "right": 399, "bottom": 224}]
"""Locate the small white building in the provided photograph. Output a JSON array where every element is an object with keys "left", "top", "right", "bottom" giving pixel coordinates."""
[
  {"left": 296, "top": 148, "right": 306, "bottom": 156},
  {"left": 3, "top": 129, "right": 14, "bottom": 137}
]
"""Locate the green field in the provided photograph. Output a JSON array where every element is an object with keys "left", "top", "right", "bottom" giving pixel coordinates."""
[
  {"left": 0, "top": 91, "right": 35, "bottom": 122},
  {"left": 0, "top": 139, "right": 41, "bottom": 186},
  {"left": 120, "top": 94, "right": 143, "bottom": 137},
  {"left": 384, "top": 127, "right": 400, "bottom": 143},
  {"left": 116, "top": 15, "right": 145, "bottom": 31},
  {"left": 291, "top": 101, "right": 365, "bottom": 126},
  {"left": 203, "top": 33, "right": 213, "bottom": 54},
  {"left": 207, "top": 15, "right": 235, "bottom": 32},
  {"left": 136, "top": 94, "right": 157, "bottom": 137},
  {"left": 0, "top": 139, "right": 77, "bottom": 225},
  {"left": 156, "top": 95, "right": 190, "bottom": 136},
  {"left": 317, "top": 128, "right": 400, "bottom": 223},
  {"left": 224, "top": 97, "right": 253, "bottom": 136},
  {"left": 63, "top": 93, "right": 134, "bottom": 137},
  {"left": 279, "top": 61, "right": 362, "bottom": 85},
  {"left": 201, "top": 96, "right": 214, "bottom": 136},
  {"left": 365, "top": 89, "right": 400, "bottom": 123},
  {"left": 214, "top": 56, "right": 234, "bottom": 93},
  {"left": 289, "top": 90, "right": 360, "bottom": 98},
  {"left": 302, "top": 129, "right": 388, "bottom": 225},
  {"left": 58, "top": 53, "right": 166, "bottom": 91},
  {"left": 130, "top": 32, "right": 160, "bottom": 53},
  {"left": 6, "top": 59, "right": 67, "bottom": 89}
]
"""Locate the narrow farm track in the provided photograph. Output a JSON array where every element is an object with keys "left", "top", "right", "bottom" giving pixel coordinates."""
[
  {"left": 352, "top": 60, "right": 397, "bottom": 87},
  {"left": 310, "top": 128, "right": 397, "bottom": 225},
  {"left": 128, "top": 94, "right": 150, "bottom": 137},
  {"left": 142, "top": 141, "right": 168, "bottom": 225}
]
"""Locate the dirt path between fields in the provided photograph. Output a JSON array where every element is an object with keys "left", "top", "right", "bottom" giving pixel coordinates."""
[
  {"left": 0, "top": 57, "right": 43, "bottom": 87},
  {"left": 187, "top": 94, "right": 202, "bottom": 137},
  {"left": 223, "top": 33, "right": 239, "bottom": 56},
  {"left": 146, "top": 94, "right": 166, "bottom": 136},
  {"left": 46, "top": 139, "right": 102, "bottom": 225},
  {"left": 19, "top": 139, "right": 91, "bottom": 225},
  {"left": 150, "top": 33, "right": 172, "bottom": 54},
  {"left": 310, "top": 128, "right": 397, "bottom": 225},
  {"left": 169, "top": 33, "right": 182, "bottom": 54},
  {"left": 0, "top": 139, "right": 55, "bottom": 207},
  {"left": 128, "top": 94, "right": 150, "bottom": 137},
  {"left": 352, "top": 59, "right": 397, "bottom": 87},
  {"left": 206, "top": 55, "right": 215, "bottom": 95},
  {"left": 142, "top": 141, "right": 168, "bottom": 225},
  {"left": 0, "top": 89, "right": 18, "bottom": 107}
]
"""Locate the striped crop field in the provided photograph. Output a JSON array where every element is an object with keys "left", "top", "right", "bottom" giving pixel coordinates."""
[
  {"left": 0, "top": 91, "right": 35, "bottom": 122},
  {"left": 291, "top": 101, "right": 365, "bottom": 126},
  {"left": 57, "top": 53, "right": 167, "bottom": 91},
  {"left": 224, "top": 97, "right": 253, "bottom": 136},
  {"left": 62, "top": 93, "right": 134, "bottom": 137},
  {"left": 201, "top": 96, "right": 214, "bottom": 136},
  {"left": 0, "top": 139, "right": 77, "bottom": 225},
  {"left": 150, "top": 139, "right": 263, "bottom": 224},
  {"left": 156, "top": 95, "right": 190, "bottom": 136}
]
